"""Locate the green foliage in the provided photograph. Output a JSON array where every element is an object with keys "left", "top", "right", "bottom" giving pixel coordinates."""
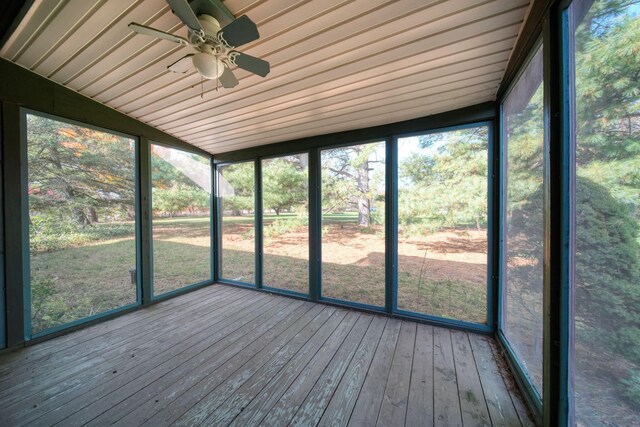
[
  {"left": 621, "top": 369, "right": 640, "bottom": 407},
  {"left": 321, "top": 143, "right": 385, "bottom": 226},
  {"left": 575, "top": 2, "right": 640, "bottom": 216},
  {"left": 30, "top": 274, "right": 69, "bottom": 333},
  {"left": 264, "top": 213, "right": 308, "bottom": 240},
  {"left": 263, "top": 157, "right": 307, "bottom": 215},
  {"left": 510, "top": 176, "right": 640, "bottom": 360},
  {"left": 220, "top": 162, "right": 255, "bottom": 213},
  {"left": 398, "top": 127, "right": 488, "bottom": 233},
  {"left": 29, "top": 212, "right": 134, "bottom": 252},
  {"left": 153, "top": 184, "right": 209, "bottom": 217},
  {"left": 27, "top": 114, "right": 136, "bottom": 226}
]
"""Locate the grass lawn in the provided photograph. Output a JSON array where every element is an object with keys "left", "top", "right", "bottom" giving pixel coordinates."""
[
  {"left": 30, "top": 216, "right": 211, "bottom": 333},
  {"left": 31, "top": 212, "right": 489, "bottom": 333}
]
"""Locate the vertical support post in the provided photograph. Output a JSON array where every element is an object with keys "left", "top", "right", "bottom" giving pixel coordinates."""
[
  {"left": 385, "top": 137, "right": 397, "bottom": 314},
  {"left": 209, "top": 156, "right": 215, "bottom": 283},
  {"left": 543, "top": 8, "right": 572, "bottom": 427},
  {"left": 255, "top": 159, "right": 263, "bottom": 289},
  {"left": 487, "top": 120, "right": 499, "bottom": 331},
  {"left": 308, "top": 148, "right": 321, "bottom": 301},
  {"left": 138, "top": 137, "right": 153, "bottom": 304},
  {"left": 0, "top": 101, "right": 5, "bottom": 348},
  {"left": 2, "top": 102, "right": 28, "bottom": 344},
  {"left": 497, "top": 112, "right": 508, "bottom": 332},
  {"left": 213, "top": 161, "right": 222, "bottom": 281}
]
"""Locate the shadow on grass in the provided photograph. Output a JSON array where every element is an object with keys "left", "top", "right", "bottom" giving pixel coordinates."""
[
  {"left": 220, "top": 248, "right": 487, "bottom": 324},
  {"left": 31, "top": 237, "right": 211, "bottom": 334}
]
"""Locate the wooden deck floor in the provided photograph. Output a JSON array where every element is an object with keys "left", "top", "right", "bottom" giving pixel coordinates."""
[{"left": 0, "top": 285, "right": 534, "bottom": 426}]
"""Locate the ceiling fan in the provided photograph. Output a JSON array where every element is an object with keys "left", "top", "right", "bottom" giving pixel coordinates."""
[{"left": 128, "top": 0, "right": 269, "bottom": 88}]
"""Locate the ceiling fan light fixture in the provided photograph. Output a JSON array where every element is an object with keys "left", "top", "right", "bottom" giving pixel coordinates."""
[{"left": 192, "top": 52, "right": 224, "bottom": 79}]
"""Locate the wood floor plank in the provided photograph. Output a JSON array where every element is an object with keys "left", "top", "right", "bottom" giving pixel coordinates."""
[
  {"left": 0, "top": 286, "right": 240, "bottom": 400},
  {"left": 289, "top": 314, "right": 382, "bottom": 427},
  {"left": 62, "top": 298, "right": 297, "bottom": 426},
  {"left": 376, "top": 321, "right": 417, "bottom": 427},
  {"left": 468, "top": 334, "right": 527, "bottom": 427},
  {"left": 405, "top": 323, "right": 435, "bottom": 427},
  {"left": 1, "top": 289, "right": 261, "bottom": 426},
  {"left": 0, "top": 286, "right": 537, "bottom": 427},
  {"left": 0, "top": 288, "right": 250, "bottom": 423},
  {"left": 451, "top": 330, "right": 492, "bottom": 427},
  {"left": 94, "top": 300, "right": 315, "bottom": 425},
  {"left": 258, "top": 311, "right": 363, "bottom": 426},
  {"left": 225, "top": 309, "right": 350, "bottom": 427},
  {"left": 317, "top": 316, "right": 388, "bottom": 427},
  {"left": 113, "top": 303, "right": 326, "bottom": 426},
  {"left": 348, "top": 318, "right": 402, "bottom": 427},
  {"left": 26, "top": 294, "right": 281, "bottom": 427},
  {"left": 186, "top": 306, "right": 336, "bottom": 427},
  {"left": 433, "top": 327, "right": 462, "bottom": 427},
  {"left": 0, "top": 285, "right": 224, "bottom": 375}
]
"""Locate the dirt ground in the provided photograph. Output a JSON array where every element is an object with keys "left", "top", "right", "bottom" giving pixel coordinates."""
[{"left": 221, "top": 221, "right": 488, "bottom": 322}]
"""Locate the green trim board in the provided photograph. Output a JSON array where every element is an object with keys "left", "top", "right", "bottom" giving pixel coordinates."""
[
  {"left": 139, "top": 137, "right": 153, "bottom": 305},
  {"left": 213, "top": 102, "right": 497, "bottom": 163},
  {"left": 543, "top": 6, "right": 572, "bottom": 426},
  {"left": 498, "top": 34, "right": 545, "bottom": 424},
  {"left": 308, "top": 148, "right": 321, "bottom": 302},
  {"left": 0, "top": 101, "right": 4, "bottom": 349},
  {"left": 2, "top": 101, "right": 28, "bottom": 346}
]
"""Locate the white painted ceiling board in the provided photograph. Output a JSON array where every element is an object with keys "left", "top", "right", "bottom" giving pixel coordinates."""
[
  {"left": 163, "top": 32, "right": 518, "bottom": 138},
  {"left": 140, "top": 16, "right": 524, "bottom": 128},
  {"left": 1, "top": 0, "right": 531, "bottom": 154},
  {"left": 178, "top": 60, "right": 509, "bottom": 142}
]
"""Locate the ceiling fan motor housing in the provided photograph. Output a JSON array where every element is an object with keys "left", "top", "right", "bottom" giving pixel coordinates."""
[{"left": 189, "top": 14, "right": 221, "bottom": 44}]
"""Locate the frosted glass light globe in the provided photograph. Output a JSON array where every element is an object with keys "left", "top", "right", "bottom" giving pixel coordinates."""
[{"left": 192, "top": 52, "right": 224, "bottom": 79}]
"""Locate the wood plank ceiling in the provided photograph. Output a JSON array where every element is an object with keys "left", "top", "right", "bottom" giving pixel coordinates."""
[{"left": 1, "top": 0, "right": 531, "bottom": 154}]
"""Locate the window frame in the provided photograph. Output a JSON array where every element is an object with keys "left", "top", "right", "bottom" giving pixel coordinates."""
[
  {"left": 393, "top": 121, "right": 495, "bottom": 332},
  {"left": 148, "top": 141, "right": 214, "bottom": 300},
  {"left": 260, "top": 151, "right": 311, "bottom": 298},
  {"left": 214, "top": 159, "right": 258, "bottom": 288},
  {"left": 22, "top": 108, "right": 142, "bottom": 339}
]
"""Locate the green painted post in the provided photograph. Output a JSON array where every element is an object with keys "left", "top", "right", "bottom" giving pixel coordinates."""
[
  {"left": 2, "top": 102, "right": 28, "bottom": 344},
  {"left": 255, "top": 159, "right": 263, "bottom": 289},
  {"left": 385, "top": 137, "right": 397, "bottom": 314},
  {"left": 308, "top": 148, "right": 321, "bottom": 301},
  {"left": 139, "top": 137, "right": 153, "bottom": 304}
]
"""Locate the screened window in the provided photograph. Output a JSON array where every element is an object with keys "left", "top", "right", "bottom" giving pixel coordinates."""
[
  {"left": 218, "top": 162, "right": 255, "bottom": 284},
  {"left": 501, "top": 45, "right": 544, "bottom": 394},
  {"left": 27, "top": 113, "right": 137, "bottom": 335},
  {"left": 570, "top": 1, "right": 640, "bottom": 424},
  {"left": 397, "top": 126, "right": 489, "bottom": 324},
  {"left": 320, "top": 142, "right": 386, "bottom": 307},
  {"left": 151, "top": 144, "right": 211, "bottom": 296},
  {"left": 262, "top": 154, "right": 309, "bottom": 294}
]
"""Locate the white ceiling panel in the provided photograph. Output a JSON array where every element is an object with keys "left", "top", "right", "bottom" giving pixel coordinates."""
[{"left": 1, "top": 0, "right": 531, "bottom": 154}]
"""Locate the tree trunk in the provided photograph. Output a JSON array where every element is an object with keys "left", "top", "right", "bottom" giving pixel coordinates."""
[
  {"left": 71, "top": 207, "right": 89, "bottom": 226},
  {"left": 89, "top": 207, "right": 99, "bottom": 223},
  {"left": 275, "top": 208, "right": 280, "bottom": 215},
  {"left": 356, "top": 159, "right": 371, "bottom": 226}
]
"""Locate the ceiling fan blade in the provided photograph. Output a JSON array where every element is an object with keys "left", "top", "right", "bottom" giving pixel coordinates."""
[
  {"left": 168, "top": 54, "right": 194, "bottom": 73},
  {"left": 219, "top": 67, "right": 239, "bottom": 88},
  {"left": 218, "top": 15, "right": 259, "bottom": 48},
  {"left": 230, "top": 51, "right": 270, "bottom": 77},
  {"left": 165, "top": 0, "right": 202, "bottom": 30},
  {"left": 128, "top": 23, "right": 190, "bottom": 45}
]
